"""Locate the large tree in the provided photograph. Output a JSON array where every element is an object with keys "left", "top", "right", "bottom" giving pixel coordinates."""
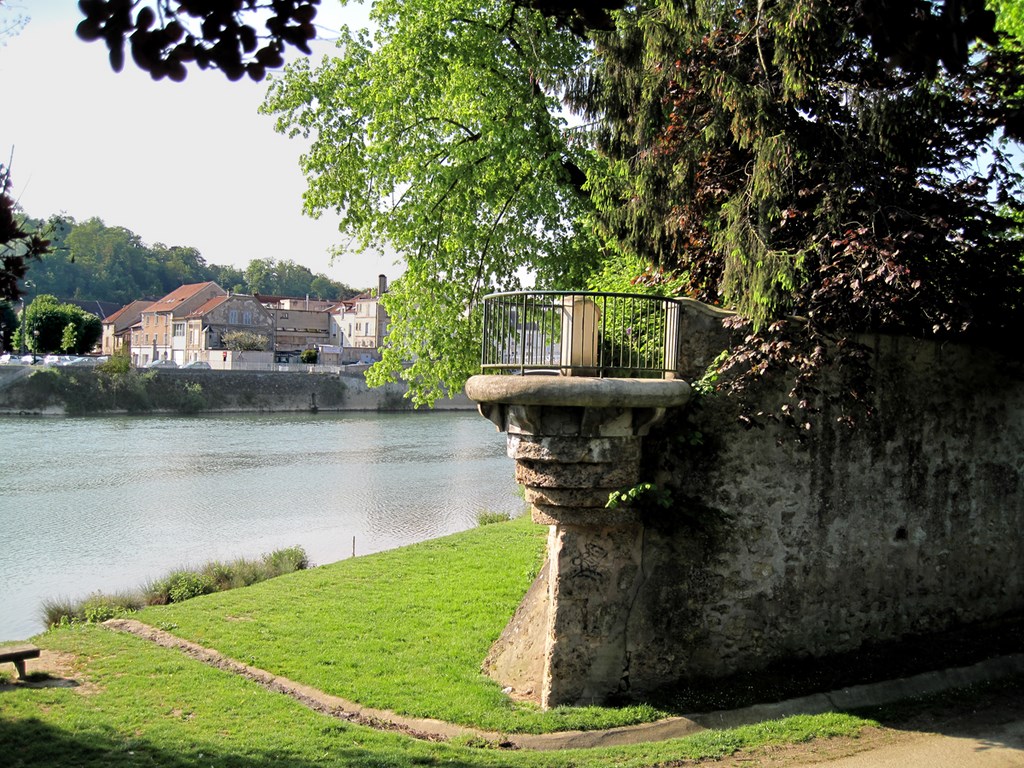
[
  {"left": 18, "top": 294, "right": 103, "bottom": 355},
  {"left": 570, "top": 0, "right": 1024, "bottom": 424},
  {"left": 262, "top": 0, "right": 601, "bottom": 404}
]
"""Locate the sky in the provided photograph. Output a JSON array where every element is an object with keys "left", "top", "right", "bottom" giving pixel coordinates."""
[{"left": 0, "top": 0, "right": 402, "bottom": 291}]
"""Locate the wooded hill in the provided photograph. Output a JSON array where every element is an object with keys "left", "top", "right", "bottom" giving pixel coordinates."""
[{"left": 15, "top": 213, "right": 362, "bottom": 307}]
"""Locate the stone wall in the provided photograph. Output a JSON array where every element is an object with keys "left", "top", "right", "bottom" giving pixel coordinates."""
[
  {"left": 0, "top": 367, "right": 473, "bottom": 415},
  {"left": 621, "top": 315, "right": 1024, "bottom": 694},
  {"left": 482, "top": 304, "right": 1024, "bottom": 705}
]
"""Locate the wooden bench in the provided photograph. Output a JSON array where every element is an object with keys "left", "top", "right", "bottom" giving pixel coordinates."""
[{"left": 0, "top": 643, "right": 40, "bottom": 679}]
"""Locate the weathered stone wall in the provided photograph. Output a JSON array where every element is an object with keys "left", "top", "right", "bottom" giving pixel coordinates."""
[{"left": 621, "top": 316, "right": 1024, "bottom": 694}]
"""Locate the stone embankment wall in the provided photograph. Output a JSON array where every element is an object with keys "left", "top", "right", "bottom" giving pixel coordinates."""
[
  {"left": 622, "top": 307, "right": 1024, "bottom": 693},
  {"left": 483, "top": 301, "right": 1024, "bottom": 706},
  {"left": 0, "top": 367, "right": 473, "bottom": 415}
]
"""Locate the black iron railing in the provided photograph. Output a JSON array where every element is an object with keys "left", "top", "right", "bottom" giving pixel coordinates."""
[{"left": 480, "top": 291, "right": 682, "bottom": 378}]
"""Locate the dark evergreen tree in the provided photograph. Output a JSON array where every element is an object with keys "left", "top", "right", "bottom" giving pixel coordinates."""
[{"left": 571, "top": 0, "right": 1024, "bottom": 424}]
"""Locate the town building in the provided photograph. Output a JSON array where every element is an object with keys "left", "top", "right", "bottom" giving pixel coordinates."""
[
  {"left": 255, "top": 294, "right": 333, "bottom": 362},
  {"left": 183, "top": 293, "right": 276, "bottom": 365},
  {"left": 101, "top": 299, "right": 153, "bottom": 357},
  {"left": 131, "top": 282, "right": 226, "bottom": 366}
]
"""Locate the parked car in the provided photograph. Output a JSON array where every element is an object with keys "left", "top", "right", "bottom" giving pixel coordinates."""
[
  {"left": 181, "top": 360, "right": 211, "bottom": 369},
  {"left": 145, "top": 359, "right": 178, "bottom": 369},
  {"left": 62, "top": 356, "right": 98, "bottom": 366},
  {"left": 43, "top": 354, "right": 61, "bottom": 365}
]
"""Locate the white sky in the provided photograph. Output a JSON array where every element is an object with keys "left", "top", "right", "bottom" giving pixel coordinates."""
[{"left": 0, "top": 0, "right": 402, "bottom": 291}]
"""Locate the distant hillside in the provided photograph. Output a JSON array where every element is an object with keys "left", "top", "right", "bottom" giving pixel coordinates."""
[{"left": 16, "top": 214, "right": 363, "bottom": 306}]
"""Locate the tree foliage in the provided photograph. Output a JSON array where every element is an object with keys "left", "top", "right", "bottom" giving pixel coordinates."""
[
  {"left": 572, "top": 0, "right": 1024, "bottom": 425},
  {"left": 76, "top": 0, "right": 321, "bottom": 81},
  {"left": 19, "top": 294, "right": 103, "bottom": 355},
  {"left": 12, "top": 214, "right": 359, "bottom": 304},
  {"left": 262, "top": 0, "right": 601, "bottom": 404},
  {"left": 1, "top": 164, "right": 53, "bottom": 302},
  {"left": 221, "top": 329, "right": 268, "bottom": 350}
]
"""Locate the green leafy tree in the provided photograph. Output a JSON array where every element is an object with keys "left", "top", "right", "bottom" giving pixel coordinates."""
[
  {"left": 221, "top": 330, "right": 269, "bottom": 351},
  {"left": 60, "top": 322, "right": 78, "bottom": 353},
  {"left": 243, "top": 257, "right": 277, "bottom": 294},
  {"left": 19, "top": 294, "right": 101, "bottom": 354},
  {"left": 262, "top": 0, "right": 601, "bottom": 405}
]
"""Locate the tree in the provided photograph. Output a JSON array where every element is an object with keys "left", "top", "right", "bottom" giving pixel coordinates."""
[
  {"left": 571, "top": 0, "right": 1024, "bottom": 425},
  {"left": 76, "top": 0, "right": 321, "bottom": 82},
  {"left": 1, "top": 163, "right": 52, "bottom": 301},
  {"left": 243, "top": 257, "right": 277, "bottom": 294},
  {"left": 19, "top": 294, "right": 102, "bottom": 355},
  {"left": 0, "top": 299, "right": 16, "bottom": 350},
  {"left": 262, "top": 0, "right": 601, "bottom": 405},
  {"left": 221, "top": 330, "right": 268, "bottom": 350},
  {"left": 61, "top": 322, "right": 78, "bottom": 354}
]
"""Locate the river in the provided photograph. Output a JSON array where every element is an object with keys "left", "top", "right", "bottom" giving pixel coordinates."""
[{"left": 0, "top": 410, "right": 521, "bottom": 641}]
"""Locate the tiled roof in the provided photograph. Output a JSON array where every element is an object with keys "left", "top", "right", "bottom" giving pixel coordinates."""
[
  {"left": 187, "top": 295, "right": 232, "bottom": 318},
  {"left": 149, "top": 282, "right": 224, "bottom": 311},
  {"left": 104, "top": 299, "right": 154, "bottom": 331}
]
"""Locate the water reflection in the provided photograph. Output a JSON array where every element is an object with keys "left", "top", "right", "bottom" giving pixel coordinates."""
[{"left": 0, "top": 411, "right": 521, "bottom": 641}]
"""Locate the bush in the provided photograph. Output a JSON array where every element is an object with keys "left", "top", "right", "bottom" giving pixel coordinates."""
[
  {"left": 40, "top": 591, "right": 142, "bottom": 627},
  {"left": 300, "top": 348, "right": 318, "bottom": 364},
  {"left": 165, "top": 572, "right": 215, "bottom": 603},
  {"left": 44, "top": 547, "right": 312, "bottom": 623},
  {"left": 476, "top": 510, "right": 511, "bottom": 526},
  {"left": 262, "top": 546, "right": 309, "bottom": 574},
  {"left": 97, "top": 350, "right": 131, "bottom": 374}
]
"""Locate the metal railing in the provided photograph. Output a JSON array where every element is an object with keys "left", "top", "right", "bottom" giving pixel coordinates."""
[{"left": 480, "top": 291, "right": 682, "bottom": 378}]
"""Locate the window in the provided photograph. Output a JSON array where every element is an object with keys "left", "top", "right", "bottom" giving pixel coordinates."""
[
  {"left": 229, "top": 309, "right": 239, "bottom": 324},
  {"left": 243, "top": 311, "right": 253, "bottom": 325},
  {"left": 173, "top": 322, "right": 185, "bottom": 337}
]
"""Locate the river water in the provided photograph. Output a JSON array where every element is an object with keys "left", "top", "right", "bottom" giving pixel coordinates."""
[{"left": 0, "top": 410, "right": 521, "bottom": 641}]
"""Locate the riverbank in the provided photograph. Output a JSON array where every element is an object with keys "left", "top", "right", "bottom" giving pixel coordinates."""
[
  {"left": 1, "top": 518, "right": 875, "bottom": 767},
  {"left": 5, "top": 517, "right": 1021, "bottom": 766},
  {"left": 0, "top": 365, "right": 474, "bottom": 415}
]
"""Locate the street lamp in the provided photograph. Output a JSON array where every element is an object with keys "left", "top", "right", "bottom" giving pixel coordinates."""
[
  {"left": 32, "top": 328, "right": 39, "bottom": 365},
  {"left": 19, "top": 279, "right": 34, "bottom": 357}
]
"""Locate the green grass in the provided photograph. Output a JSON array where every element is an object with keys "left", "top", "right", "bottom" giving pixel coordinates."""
[
  {"left": 141, "top": 515, "right": 624, "bottom": 733},
  {"left": 3, "top": 625, "right": 873, "bottom": 768}
]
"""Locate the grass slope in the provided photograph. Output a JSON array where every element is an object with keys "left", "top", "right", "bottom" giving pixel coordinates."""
[{"left": 139, "top": 516, "right": 667, "bottom": 733}]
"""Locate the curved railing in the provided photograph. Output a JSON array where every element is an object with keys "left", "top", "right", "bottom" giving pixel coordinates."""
[{"left": 480, "top": 291, "right": 682, "bottom": 379}]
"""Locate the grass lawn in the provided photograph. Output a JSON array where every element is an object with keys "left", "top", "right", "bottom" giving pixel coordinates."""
[
  {"left": 3, "top": 625, "right": 871, "bottom": 768},
  {"left": 138, "top": 515, "right": 674, "bottom": 733}
]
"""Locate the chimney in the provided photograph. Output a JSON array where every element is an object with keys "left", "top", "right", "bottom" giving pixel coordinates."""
[{"left": 378, "top": 274, "right": 387, "bottom": 297}]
